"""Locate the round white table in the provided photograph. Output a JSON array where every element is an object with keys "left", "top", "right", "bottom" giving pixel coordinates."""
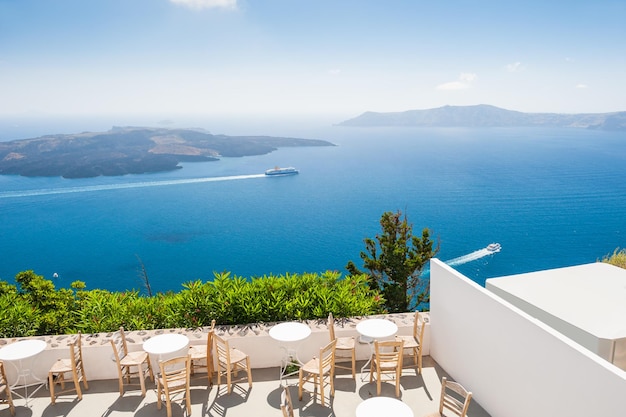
[
  {"left": 143, "top": 333, "right": 190, "bottom": 362},
  {"left": 356, "top": 318, "right": 398, "bottom": 379},
  {"left": 269, "top": 322, "right": 312, "bottom": 384},
  {"left": 356, "top": 318, "right": 398, "bottom": 340},
  {"left": 0, "top": 339, "right": 47, "bottom": 405},
  {"left": 356, "top": 396, "right": 414, "bottom": 417}
]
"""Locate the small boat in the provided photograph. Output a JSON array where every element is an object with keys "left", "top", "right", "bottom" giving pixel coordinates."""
[
  {"left": 486, "top": 243, "right": 501, "bottom": 252},
  {"left": 265, "top": 166, "right": 299, "bottom": 176}
]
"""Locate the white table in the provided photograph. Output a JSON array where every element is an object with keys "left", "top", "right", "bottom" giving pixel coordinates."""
[
  {"left": 356, "top": 318, "right": 398, "bottom": 379},
  {"left": 0, "top": 339, "right": 47, "bottom": 405},
  {"left": 269, "top": 322, "right": 311, "bottom": 384},
  {"left": 356, "top": 397, "right": 413, "bottom": 417},
  {"left": 143, "top": 333, "right": 190, "bottom": 363}
]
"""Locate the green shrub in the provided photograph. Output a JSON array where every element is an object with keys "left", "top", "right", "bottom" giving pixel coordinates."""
[
  {"left": 601, "top": 247, "right": 626, "bottom": 269},
  {"left": 0, "top": 270, "right": 384, "bottom": 337}
]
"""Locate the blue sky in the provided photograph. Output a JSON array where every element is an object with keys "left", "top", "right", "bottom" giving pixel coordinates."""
[{"left": 1, "top": 0, "right": 625, "bottom": 118}]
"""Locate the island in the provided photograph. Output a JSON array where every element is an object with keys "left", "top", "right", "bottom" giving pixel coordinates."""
[
  {"left": 0, "top": 126, "right": 335, "bottom": 178},
  {"left": 337, "top": 104, "right": 626, "bottom": 130}
]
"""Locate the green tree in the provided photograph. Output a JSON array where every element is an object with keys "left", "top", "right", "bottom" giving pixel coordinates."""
[{"left": 346, "top": 210, "right": 438, "bottom": 313}]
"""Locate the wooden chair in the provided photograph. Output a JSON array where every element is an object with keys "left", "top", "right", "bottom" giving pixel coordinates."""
[
  {"left": 157, "top": 355, "right": 191, "bottom": 417},
  {"left": 213, "top": 333, "right": 252, "bottom": 394},
  {"left": 189, "top": 319, "right": 215, "bottom": 385},
  {"left": 48, "top": 332, "right": 89, "bottom": 404},
  {"left": 395, "top": 310, "right": 426, "bottom": 374},
  {"left": 280, "top": 385, "right": 294, "bottom": 417},
  {"left": 110, "top": 326, "right": 154, "bottom": 396},
  {"left": 327, "top": 313, "right": 356, "bottom": 379},
  {"left": 423, "top": 376, "right": 472, "bottom": 417},
  {"left": 298, "top": 339, "right": 336, "bottom": 407},
  {"left": 369, "top": 339, "right": 403, "bottom": 397},
  {"left": 0, "top": 361, "right": 15, "bottom": 416}
]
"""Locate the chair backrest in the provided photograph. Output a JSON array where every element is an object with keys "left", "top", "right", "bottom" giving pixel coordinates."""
[
  {"left": 413, "top": 311, "right": 425, "bottom": 342},
  {"left": 110, "top": 327, "right": 128, "bottom": 363},
  {"left": 438, "top": 377, "right": 473, "bottom": 417},
  {"left": 207, "top": 319, "right": 216, "bottom": 351},
  {"left": 374, "top": 339, "right": 403, "bottom": 366},
  {"left": 280, "top": 385, "right": 294, "bottom": 417},
  {"left": 213, "top": 333, "right": 231, "bottom": 365},
  {"left": 69, "top": 332, "right": 86, "bottom": 379},
  {"left": 327, "top": 313, "right": 336, "bottom": 341},
  {"left": 318, "top": 339, "right": 337, "bottom": 376},
  {"left": 159, "top": 355, "right": 190, "bottom": 395}
]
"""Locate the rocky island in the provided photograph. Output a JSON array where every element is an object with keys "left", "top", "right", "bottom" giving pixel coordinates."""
[
  {"left": 338, "top": 104, "right": 626, "bottom": 130},
  {"left": 0, "top": 126, "right": 334, "bottom": 178}
]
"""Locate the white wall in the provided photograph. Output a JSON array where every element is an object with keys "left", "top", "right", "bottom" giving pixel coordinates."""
[
  {"left": 0, "top": 314, "right": 424, "bottom": 385},
  {"left": 430, "top": 259, "right": 626, "bottom": 417}
]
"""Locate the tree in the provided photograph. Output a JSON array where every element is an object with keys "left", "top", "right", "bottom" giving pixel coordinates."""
[{"left": 346, "top": 210, "right": 438, "bottom": 312}]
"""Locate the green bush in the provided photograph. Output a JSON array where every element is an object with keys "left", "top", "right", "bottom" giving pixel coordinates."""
[
  {"left": 0, "top": 270, "right": 384, "bottom": 337},
  {"left": 602, "top": 247, "right": 626, "bottom": 269}
]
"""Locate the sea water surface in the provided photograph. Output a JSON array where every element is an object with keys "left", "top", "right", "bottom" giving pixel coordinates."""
[{"left": 1, "top": 118, "right": 626, "bottom": 292}]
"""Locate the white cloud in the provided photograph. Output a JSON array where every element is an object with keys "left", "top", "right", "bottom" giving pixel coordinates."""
[
  {"left": 506, "top": 62, "right": 522, "bottom": 72},
  {"left": 436, "top": 73, "right": 477, "bottom": 90},
  {"left": 576, "top": 84, "right": 588, "bottom": 89},
  {"left": 169, "top": 0, "right": 237, "bottom": 10},
  {"left": 328, "top": 68, "right": 341, "bottom": 75}
]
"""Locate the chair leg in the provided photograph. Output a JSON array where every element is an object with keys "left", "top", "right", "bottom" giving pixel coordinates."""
[
  {"left": 157, "top": 380, "right": 163, "bottom": 409},
  {"left": 298, "top": 369, "right": 304, "bottom": 401},
  {"left": 49, "top": 373, "right": 56, "bottom": 404},
  {"left": 73, "top": 372, "right": 82, "bottom": 400},
  {"left": 319, "top": 375, "right": 325, "bottom": 406},
  {"left": 246, "top": 357, "right": 252, "bottom": 388},
  {"left": 139, "top": 364, "right": 147, "bottom": 396},
  {"left": 351, "top": 350, "right": 356, "bottom": 379}
]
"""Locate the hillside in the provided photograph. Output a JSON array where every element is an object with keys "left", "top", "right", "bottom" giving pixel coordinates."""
[
  {"left": 337, "top": 104, "right": 626, "bottom": 130},
  {"left": 0, "top": 126, "right": 334, "bottom": 178}
]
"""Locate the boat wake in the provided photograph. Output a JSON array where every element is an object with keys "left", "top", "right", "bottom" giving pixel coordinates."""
[
  {"left": 0, "top": 174, "right": 266, "bottom": 199},
  {"left": 444, "top": 244, "right": 501, "bottom": 267}
]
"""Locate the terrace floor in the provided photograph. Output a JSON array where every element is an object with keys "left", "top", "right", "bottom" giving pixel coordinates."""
[{"left": 4, "top": 356, "right": 491, "bottom": 417}]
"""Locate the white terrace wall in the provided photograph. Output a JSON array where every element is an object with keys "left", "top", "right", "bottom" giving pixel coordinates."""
[
  {"left": 0, "top": 313, "right": 426, "bottom": 385},
  {"left": 429, "top": 259, "right": 626, "bottom": 417}
]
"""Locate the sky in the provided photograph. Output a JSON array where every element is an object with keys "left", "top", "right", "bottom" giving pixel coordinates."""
[{"left": 1, "top": 0, "right": 625, "bottom": 119}]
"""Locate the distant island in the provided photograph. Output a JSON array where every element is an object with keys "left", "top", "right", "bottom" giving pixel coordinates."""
[
  {"left": 0, "top": 126, "right": 334, "bottom": 178},
  {"left": 338, "top": 104, "right": 626, "bottom": 130}
]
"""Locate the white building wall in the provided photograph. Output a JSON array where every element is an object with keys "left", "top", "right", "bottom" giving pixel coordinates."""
[{"left": 430, "top": 259, "right": 626, "bottom": 417}]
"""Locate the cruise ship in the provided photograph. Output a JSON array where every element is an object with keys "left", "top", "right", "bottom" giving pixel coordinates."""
[{"left": 265, "top": 166, "right": 299, "bottom": 176}]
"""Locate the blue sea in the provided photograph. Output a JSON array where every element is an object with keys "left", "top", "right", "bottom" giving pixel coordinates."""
[{"left": 1, "top": 116, "right": 626, "bottom": 293}]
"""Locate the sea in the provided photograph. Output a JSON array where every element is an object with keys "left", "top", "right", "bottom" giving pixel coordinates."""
[{"left": 1, "top": 115, "right": 626, "bottom": 293}]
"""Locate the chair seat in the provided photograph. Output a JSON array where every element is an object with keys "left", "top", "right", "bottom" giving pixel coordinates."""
[
  {"left": 302, "top": 357, "right": 332, "bottom": 375},
  {"left": 120, "top": 351, "right": 149, "bottom": 367},
  {"left": 189, "top": 344, "right": 207, "bottom": 360},
  {"left": 221, "top": 348, "right": 247, "bottom": 364},
  {"left": 396, "top": 335, "right": 419, "bottom": 348},
  {"left": 374, "top": 359, "right": 400, "bottom": 371},
  {"left": 49, "top": 359, "right": 73, "bottom": 374},
  {"left": 335, "top": 336, "right": 355, "bottom": 350}
]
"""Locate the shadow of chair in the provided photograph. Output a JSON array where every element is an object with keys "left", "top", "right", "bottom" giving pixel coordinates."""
[
  {"left": 280, "top": 385, "right": 294, "bottom": 417},
  {"left": 328, "top": 313, "right": 356, "bottom": 379},
  {"left": 396, "top": 310, "right": 426, "bottom": 374},
  {"left": 298, "top": 339, "right": 336, "bottom": 407},
  {"left": 423, "top": 376, "right": 472, "bottom": 417},
  {"left": 157, "top": 355, "right": 191, "bottom": 417},
  {"left": 369, "top": 339, "right": 403, "bottom": 397},
  {"left": 48, "top": 332, "right": 89, "bottom": 404},
  {"left": 0, "top": 361, "right": 15, "bottom": 416},
  {"left": 189, "top": 319, "right": 215, "bottom": 386},
  {"left": 213, "top": 333, "right": 252, "bottom": 394},
  {"left": 110, "top": 327, "right": 155, "bottom": 397}
]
